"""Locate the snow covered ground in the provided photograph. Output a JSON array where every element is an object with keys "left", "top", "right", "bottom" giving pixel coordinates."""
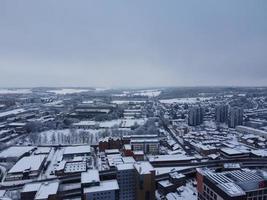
[
  {"left": 47, "top": 88, "right": 90, "bottom": 94},
  {"left": 113, "top": 89, "right": 161, "bottom": 97},
  {"left": 112, "top": 100, "right": 146, "bottom": 104},
  {"left": 0, "top": 89, "right": 32, "bottom": 94},
  {"left": 160, "top": 97, "right": 212, "bottom": 104},
  {"left": 97, "top": 118, "right": 146, "bottom": 128},
  {"left": 132, "top": 89, "right": 162, "bottom": 97}
]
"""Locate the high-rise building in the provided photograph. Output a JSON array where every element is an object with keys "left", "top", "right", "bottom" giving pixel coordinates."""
[
  {"left": 215, "top": 105, "right": 228, "bottom": 123},
  {"left": 116, "top": 164, "right": 136, "bottom": 200},
  {"left": 228, "top": 107, "right": 243, "bottom": 128},
  {"left": 134, "top": 162, "right": 156, "bottom": 200},
  {"left": 197, "top": 168, "right": 267, "bottom": 200},
  {"left": 188, "top": 106, "right": 204, "bottom": 126}
]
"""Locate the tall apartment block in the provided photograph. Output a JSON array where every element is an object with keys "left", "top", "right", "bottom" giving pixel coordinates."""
[
  {"left": 188, "top": 106, "right": 204, "bottom": 126},
  {"left": 228, "top": 107, "right": 243, "bottom": 128},
  {"left": 215, "top": 104, "right": 228, "bottom": 123}
]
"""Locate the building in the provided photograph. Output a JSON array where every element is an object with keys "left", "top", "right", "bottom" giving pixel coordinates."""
[
  {"left": 131, "top": 139, "right": 159, "bottom": 154},
  {"left": 215, "top": 105, "right": 228, "bottom": 123},
  {"left": 71, "top": 102, "right": 116, "bottom": 119},
  {"left": 236, "top": 125, "right": 267, "bottom": 139},
  {"left": 157, "top": 172, "right": 185, "bottom": 195},
  {"left": 134, "top": 162, "right": 156, "bottom": 200},
  {"left": 8, "top": 122, "right": 27, "bottom": 134},
  {"left": 81, "top": 170, "right": 119, "bottom": 200},
  {"left": 148, "top": 154, "right": 197, "bottom": 165},
  {"left": 116, "top": 164, "right": 136, "bottom": 200},
  {"left": 99, "top": 137, "right": 123, "bottom": 152},
  {"left": 55, "top": 158, "right": 87, "bottom": 176},
  {"left": 72, "top": 121, "right": 96, "bottom": 129},
  {"left": 0, "top": 108, "right": 27, "bottom": 122},
  {"left": 21, "top": 181, "right": 60, "bottom": 200},
  {"left": 220, "top": 148, "right": 250, "bottom": 159},
  {"left": 6, "top": 155, "right": 46, "bottom": 181},
  {"left": 188, "top": 106, "right": 203, "bottom": 126},
  {"left": 0, "top": 146, "right": 35, "bottom": 162},
  {"left": 63, "top": 145, "right": 91, "bottom": 160},
  {"left": 197, "top": 168, "right": 267, "bottom": 200},
  {"left": 157, "top": 180, "right": 176, "bottom": 195},
  {"left": 228, "top": 107, "right": 243, "bottom": 128},
  {"left": 123, "top": 144, "right": 134, "bottom": 157},
  {"left": 122, "top": 135, "right": 158, "bottom": 144}
]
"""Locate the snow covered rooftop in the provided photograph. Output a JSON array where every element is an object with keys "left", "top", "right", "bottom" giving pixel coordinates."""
[
  {"left": 251, "top": 149, "right": 267, "bottom": 157},
  {"left": 83, "top": 179, "right": 119, "bottom": 193},
  {"left": 8, "top": 122, "right": 26, "bottom": 126},
  {"left": 169, "top": 171, "right": 186, "bottom": 179},
  {"left": 203, "top": 168, "right": 267, "bottom": 196},
  {"left": 217, "top": 182, "right": 245, "bottom": 197},
  {"left": 34, "top": 147, "right": 51, "bottom": 155},
  {"left": 121, "top": 156, "right": 135, "bottom": 164},
  {"left": 8, "top": 155, "right": 46, "bottom": 174},
  {"left": 116, "top": 163, "right": 134, "bottom": 171},
  {"left": 134, "top": 162, "right": 154, "bottom": 175},
  {"left": 0, "top": 108, "right": 26, "bottom": 118},
  {"left": 63, "top": 145, "right": 91, "bottom": 155},
  {"left": 0, "top": 146, "right": 35, "bottom": 159},
  {"left": 148, "top": 154, "right": 195, "bottom": 162},
  {"left": 72, "top": 121, "right": 96, "bottom": 126},
  {"left": 22, "top": 182, "right": 41, "bottom": 192},
  {"left": 158, "top": 180, "right": 174, "bottom": 187},
  {"left": 35, "top": 181, "right": 59, "bottom": 200},
  {"left": 105, "top": 149, "right": 120, "bottom": 154},
  {"left": 220, "top": 148, "right": 244, "bottom": 155},
  {"left": 81, "top": 170, "right": 100, "bottom": 184},
  {"left": 64, "top": 161, "right": 87, "bottom": 173}
]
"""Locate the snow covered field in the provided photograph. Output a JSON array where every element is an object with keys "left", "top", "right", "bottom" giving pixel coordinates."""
[
  {"left": 0, "top": 89, "right": 32, "bottom": 94},
  {"left": 112, "top": 100, "right": 146, "bottom": 104},
  {"left": 113, "top": 89, "right": 161, "bottom": 97},
  {"left": 47, "top": 88, "right": 90, "bottom": 94},
  {"left": 132, "top": 89, "right": 161, "bottom": 97},
  {"left": 74, "top": 118, "right": 146, "bottom": 129},
  {"left": 160, "top": 97, "right": 213, "bottom": 104}
]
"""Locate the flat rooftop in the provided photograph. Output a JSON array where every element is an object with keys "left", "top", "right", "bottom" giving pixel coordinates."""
[
  {"left": 64, "top": 145, "right": 91, "bottom": 155},
  {"left": 0, "top": 108, "right": 26, "bottom": 118},
  {"left": 116, "top": 163, "right": 134, "bottom": 171},
  {"left": 134, "top": 162, "right": 154, "bottom": 175},
  {"left": 0, "top": 146, "right": 35, "bottom": 159},
  {"left": 83, "top": 180, "right": 119, "bottom": 193},
  {"left": 35, "top": 182, "right": 59, "bottom": 200},
  {"left": 8, "top": 155, "right": 46, "bottom": 174},
  {"left": 148, "top": 154, "right": 195, "bottom": 162},
  {"left": 81, "top": 170, "right": 100, "bottom": 184}
]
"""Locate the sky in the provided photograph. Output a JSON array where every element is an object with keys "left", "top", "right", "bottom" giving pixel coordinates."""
[{"left": 0, "top": 0, "right": 267, "bottom": 88}]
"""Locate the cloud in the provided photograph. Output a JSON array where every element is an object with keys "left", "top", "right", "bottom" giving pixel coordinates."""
[{"left": 0, "top": 0, "right": 266, "bottom": 87}]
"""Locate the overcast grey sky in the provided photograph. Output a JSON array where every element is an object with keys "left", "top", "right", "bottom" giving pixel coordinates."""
[{"left": 0, "top": 0, "right": 266, "bottom": 88}]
